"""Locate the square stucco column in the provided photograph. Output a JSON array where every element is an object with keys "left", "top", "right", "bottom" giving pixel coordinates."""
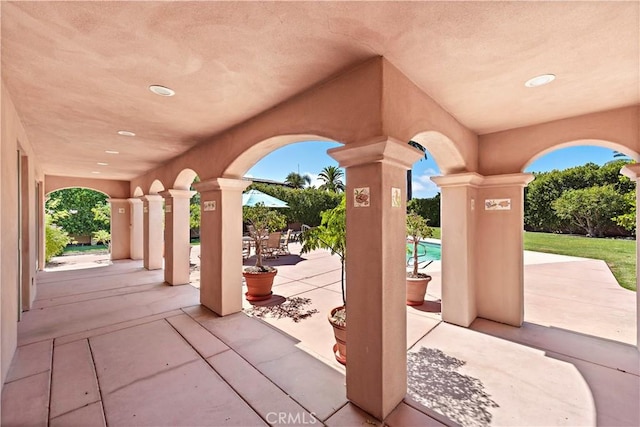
[
  {"left": 621, "top": 164, "right": 640, "bottom": 349},
  {"left": 475, "top": 173, "right": 534, "bottom": 327},
  {"left": 142, "top": 194, "right": 164, "bottom": 270},
  {"left": 128, "top": 198, "right": 144, "bottom": 260},
  {"left": 37, "top": 181, "right": 45, "bottom": 270},
  {"left": 160, "top": 189, "right": 195, "bottom": 285},
  {"left": 193, "top": 178, "right": 250, "bottom": 316},
  {"left": 328, "top": 137, "right": 423, "bottom": 420},
  {"left": 108, "top": 199, "right": 131, "bottom": 260},
  {"left": 431, "top": 173, "right": 484, "bottom": 327}
]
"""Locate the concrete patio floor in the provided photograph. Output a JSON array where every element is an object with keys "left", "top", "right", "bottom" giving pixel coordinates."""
[{"left": 2, "top": 244, "right": 638, "bottom": 426}]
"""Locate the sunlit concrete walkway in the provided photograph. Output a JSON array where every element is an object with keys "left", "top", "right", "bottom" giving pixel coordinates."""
[{"left": 2, "top": 245, "right": 638, "bottom": 426}]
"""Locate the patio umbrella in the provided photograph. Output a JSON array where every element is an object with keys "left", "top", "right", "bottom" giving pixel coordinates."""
[{"left": 242, "top": 189, "right": 289, "bottom": 208}]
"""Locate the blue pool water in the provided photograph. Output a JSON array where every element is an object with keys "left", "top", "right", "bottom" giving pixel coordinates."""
[{"left": 406, "top": 241, "right": 442, "bottom": 264}]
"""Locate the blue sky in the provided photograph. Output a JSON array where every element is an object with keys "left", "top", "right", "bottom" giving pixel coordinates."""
[{"left": 245, "top": 142, "right": 622, "bottom": 198}]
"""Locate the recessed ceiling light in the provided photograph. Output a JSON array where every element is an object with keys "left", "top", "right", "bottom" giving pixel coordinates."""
[
  {"left": 105, "top": 150, "right": 119, "bottom": 154},
  {"left": 97, "top": 162, "right": 108, "bottom": 166},
  {"left": 149, "top": 85, "right": 175, "bottom": 97},
  {"left": 117, "top": 130, "right": 136, "bottom": 137},
  {"left": 91, "top": 171, "right": 100, "bottom": 174},
  {"left": 525, "top": 74, "right": 556, "bottom": 88}
]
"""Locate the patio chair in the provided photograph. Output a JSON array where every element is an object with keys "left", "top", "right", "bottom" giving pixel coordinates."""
[
  {"left": 279, "top": 229, "right": 292, "bottom": 255},
  {"left": 262, "top": 231, "right": 282, "bottom": 259},
  {"left": 242, "top": 240, "right": 251, "bottom": 259}
]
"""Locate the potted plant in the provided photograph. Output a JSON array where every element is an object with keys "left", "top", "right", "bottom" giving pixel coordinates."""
[
  {"left": 300, "top": 196, "right": 346, "bottom": 365},
  {"left": 406, "top": 211, "right": 434, "bottom": 306},
  {"left": 243, "top": 202, "right": 286, "bottom": 301}
]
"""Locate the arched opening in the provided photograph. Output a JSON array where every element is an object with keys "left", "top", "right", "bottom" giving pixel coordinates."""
[
  {"left": 148, "top": 179, "right": 165, "bottom": 195},
  {"left": 44, "top": 187, "right": 111, "bottom": 271},
  {"left": 522, "top": 143, "right": 637, "bottom": 346},
  {"left": 132, "top": 186, "right": 144, "bottom": 197}
]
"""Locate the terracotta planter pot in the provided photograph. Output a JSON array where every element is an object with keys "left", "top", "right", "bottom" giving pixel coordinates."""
[
  {"left": 328, "top": 306, "right": 346, "bottom": 365},
  {"left": 406, "top": 275, "right": 432, "bottom": 306},
  {"left": 243, "top": 269, "right": 277, "bottom": 301}
]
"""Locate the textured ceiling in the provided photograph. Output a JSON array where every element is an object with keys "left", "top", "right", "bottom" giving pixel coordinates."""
[{"left": 2, "top": 1, "right": 638, "bottom": 180}]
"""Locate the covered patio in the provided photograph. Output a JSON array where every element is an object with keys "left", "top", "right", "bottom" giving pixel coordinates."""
[
  {"left": 1, "top": 1, "right": 639, "bottom": 424},
  {"left": 2, "top": 245, "right": 637, "bottom": 426}
]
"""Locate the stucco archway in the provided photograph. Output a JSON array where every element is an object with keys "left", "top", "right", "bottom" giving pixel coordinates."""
[
  {"left": 223, "top": 134, "right": 339, "bottom": 178},
  {"left": 522, "top": 139, "right": 640, "bottom": 172},
  {"left": 148, "top": 179, "right": 166, "bottom": 195},
  {"left": 173, "top": 169, "right": 199, "bottom": 191},
  {"left": 411, "top": 131, "right": 468, "bottom": 175},
  {"left": 132, "top": 186, "right": 144, "bottom": 197},
  {"left": 521, "top": 141, "right": 638, "bottom": 347}
]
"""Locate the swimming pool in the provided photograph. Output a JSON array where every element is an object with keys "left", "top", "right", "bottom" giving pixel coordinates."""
[{"left": 406, "top": 241, "right": 442, "bottom": 264}]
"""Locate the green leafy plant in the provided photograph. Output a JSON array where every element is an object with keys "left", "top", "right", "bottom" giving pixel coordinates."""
[
  {"left": 243, "top": 203, "right": 286, "bottom": 272},
  {"left": 300, "top": 196, "right": 346, "bottom": 306},
  {"left": 317, "top": 166, "right": 345, "bottom": 193},
  {"left": 406, "top": 211, "right": 433, "bottom": 278},
  {"left": 92, "top": 229, "right": 111, "bottom": 251},
  {"left": 552, "top": 184, "right": 626, "bottom": 237},
  {"left": 45, "top": 214, "right": 71, "bottom": 262}
]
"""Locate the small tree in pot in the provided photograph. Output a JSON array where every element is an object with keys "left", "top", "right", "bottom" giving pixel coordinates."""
[
  {"left": 300, "top": 196, "right": 346, "bottom": 364},
  {"left": 243, "top": 202, "right": 286, "bottom": 301},
  {"left": 406, "top": 211, "right": 434, "bottom": 306}
]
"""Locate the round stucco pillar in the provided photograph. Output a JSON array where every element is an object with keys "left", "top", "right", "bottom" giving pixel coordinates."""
[
  {"left": 328, "top": 136, "right": 424, "bottom": 420},
  {"left": 192, "top": 178, "right": 250, "bottom": 316},
  {"left": 160, "top": 189, "right": 195, "bottom": 286}
]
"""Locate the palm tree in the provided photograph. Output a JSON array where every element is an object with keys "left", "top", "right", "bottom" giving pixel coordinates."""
[
  {"left": 407, "top": 141, "right": 428, "bottom": 200},
  {"left": 318, "top": 166, "right": 345, "bottom": 193},
  {"left": 285, "top": 172, "right": 311, "bottom": 189}
]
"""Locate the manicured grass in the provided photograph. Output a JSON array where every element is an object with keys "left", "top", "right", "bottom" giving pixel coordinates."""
[
  {"left": 523, "top": 231, "right": 636, "bottom": 291},
  {"left": 63, "top": 244, "right": 108, "bottom": 254},
  {"left": 430, "top": 228, "right": 635, "bottom": 291}
]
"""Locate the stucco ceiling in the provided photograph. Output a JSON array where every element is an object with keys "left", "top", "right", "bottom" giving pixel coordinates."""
[{"left": 2, "top": 1, "right": 638, "bottom": 180}]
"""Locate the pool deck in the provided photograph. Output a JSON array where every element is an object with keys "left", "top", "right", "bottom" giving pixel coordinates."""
[{"left": 1, "top": 243, "right": 638, "bottom": 426}]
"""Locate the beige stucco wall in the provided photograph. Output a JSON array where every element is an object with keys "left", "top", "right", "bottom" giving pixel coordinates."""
[
  {"left": 130, "top": 58, "right": 480, "bottom": 194},
  {"left": 381, "top": 59, "right": 478, "bottom": 174},
  {"left": 1, "top": 82, "right": 43, "bottom": 389},
  {"left": 45, "top": 175, "right": 130, "bottom": 199},
  {"left": 479, "top": 106, "right": 640, "bottom": 175}
]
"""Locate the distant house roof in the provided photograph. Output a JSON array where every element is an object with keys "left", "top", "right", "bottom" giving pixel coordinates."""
[{"left": 243, "top": 177, "right": 292, "bottom": 188}]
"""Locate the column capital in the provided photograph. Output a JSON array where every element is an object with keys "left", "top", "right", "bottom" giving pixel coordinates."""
[
  {"left": 193, "top": 177, "right": 251, "bottom": 193},
  {"left": 431, "top": 172, "right": 484, "bottom": 188},
  {"left": 127, "top": 197, "right": 143, "bottom": 205},
  {"left": 159, "top": 189, "right": 196, "bottom": 199},
  {"left": 621, "top": 164, "right": 640, "bottom": 180},
  {"left": 328, "top": 136, "right": 424, "bottom": 170},
  {"left": 107, "top": 198, "right": 130, "bottom": 204},
  {"left": 480, "top": 173, "right": 534, "bottom": 188},
  {"left": 432, "top": 172, "right": 534, "bottom": 188},
  {"left": 141, "top": 194, "right": 164, "bottom": 202}
]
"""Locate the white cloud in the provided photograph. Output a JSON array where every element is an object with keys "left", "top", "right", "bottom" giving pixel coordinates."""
[
  {"left": 412, "top": 168, "right": 440, "bottom": 198},
  {"left": 244, "top": 173, "right": 254, "bottom": 178},
  {"left": 304, "top": 171, "right": 323, "bottom": 188}
]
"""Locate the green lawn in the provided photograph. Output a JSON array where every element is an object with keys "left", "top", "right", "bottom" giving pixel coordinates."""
[
  {"left": 523, "top": 231, "right": 636, "bottom": 291},
  {"left": 63, "top": 244, "right": 108, "bottom": 254},
  {"left": 430, "top": 228, "right": 636, "bottom": 291}
]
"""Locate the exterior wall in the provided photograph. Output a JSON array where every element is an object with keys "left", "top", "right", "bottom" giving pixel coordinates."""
[
  {"left": 381, "top": 59, "right": 478, "bottom": 174},
  {"left": 1, "top": 83, "right": 43, "bottom": 388},
  {"left": 45, "top": 175, "right": 130, "bottom": 199},
  {"left": 130, "top": 57, "right": 385, "bottom": 191},
  {"left": 478, "top": 106, "right": 640, "bottom": 175}
]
